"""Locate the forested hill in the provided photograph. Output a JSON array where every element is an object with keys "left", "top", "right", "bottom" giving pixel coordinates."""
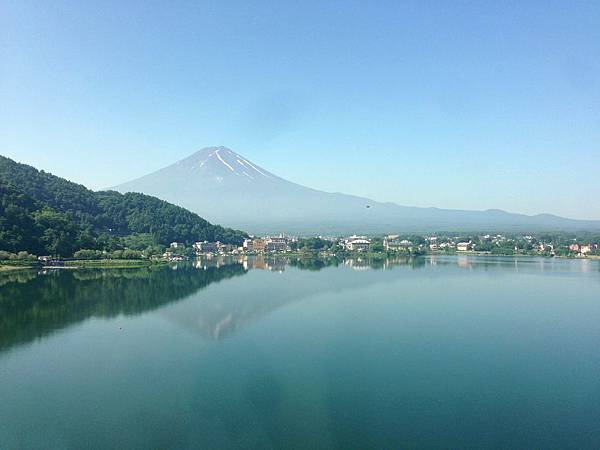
[{"left": 0, "top": 155, "right": 247, "bottom": 256}]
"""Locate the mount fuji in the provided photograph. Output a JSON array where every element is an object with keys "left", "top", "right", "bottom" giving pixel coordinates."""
[{"left": 113, "top": 146, "right": 600, "bottom": 234}]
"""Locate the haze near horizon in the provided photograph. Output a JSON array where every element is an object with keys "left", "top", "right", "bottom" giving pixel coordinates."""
[{"left": 1, "top": 1, "right": 599, "bottom": 219}]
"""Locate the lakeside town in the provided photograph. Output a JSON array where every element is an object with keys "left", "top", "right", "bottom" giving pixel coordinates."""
[
  {"left": 162, "top": 232, "right": 600, "bottom": 261},
  {"left": 2, "top": 231, "right": 599, "bottom": 271}
]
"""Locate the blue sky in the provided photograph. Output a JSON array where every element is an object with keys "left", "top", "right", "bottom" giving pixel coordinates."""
[{"left": 1, "top": 0, "right": 599, "bottom": 219}]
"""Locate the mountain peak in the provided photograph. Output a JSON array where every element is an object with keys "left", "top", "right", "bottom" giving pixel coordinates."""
[
  {"left": 184, "top": 146, "right": 233, "bottom": 162},
  {"left": 175, "top": 146, "right": 275, "bottom": 181},
  {"left": 190, "top": 145, "right": 231, "bottom": 156}
]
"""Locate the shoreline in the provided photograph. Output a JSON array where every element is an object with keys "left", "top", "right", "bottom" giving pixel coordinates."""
[
  {"left": 0, "top": 265, "right": 36, "bottom": 272},
  {"left": 0, "top": 259, "right": 167, "bottom": 272},
  {"left": 1, "top": 252, "right": 597, "bottom": 274},
  {"left": 203, "top": 251, "right": 599, "bottom": 260},
  {"left": 63, "top": 259, "right": 166, "bottom": 269}
]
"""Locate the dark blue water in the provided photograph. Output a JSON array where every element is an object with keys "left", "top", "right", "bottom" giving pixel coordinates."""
[{"left": 1, "top": 256, "right": 599, "bottom": 449}]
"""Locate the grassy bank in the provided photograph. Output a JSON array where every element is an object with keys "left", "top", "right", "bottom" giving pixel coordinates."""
[
  {"left": 1, "top": 258, "right": 169, "bottom": 272},
  {"left": 62, "top": 259, "right": 168, "bottom": 269},
  {"left": 0, "top": 260, "right": 40, "bottom": 272},
  {"left": 0, "top": 264, "right": 37, "bottom": 272}
]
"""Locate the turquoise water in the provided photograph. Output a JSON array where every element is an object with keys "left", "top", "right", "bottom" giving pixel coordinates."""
[{"left": 1, "top": 256, "right": 599, "bottom": 449}]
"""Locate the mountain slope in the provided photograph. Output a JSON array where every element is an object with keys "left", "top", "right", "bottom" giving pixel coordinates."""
[
  {"left": 0, "top": 155, "right": 247, "bottom": 255},
  {"left": 0, "top": 182, "right": 49, "bottom": 254},
  {"left": 114, "top": 146, "right": 600, "bottom": 234}
]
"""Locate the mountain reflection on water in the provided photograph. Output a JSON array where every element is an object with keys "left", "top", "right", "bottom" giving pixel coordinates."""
[{"left": 0, "top": 255, "right": 595, "bottom": 354}]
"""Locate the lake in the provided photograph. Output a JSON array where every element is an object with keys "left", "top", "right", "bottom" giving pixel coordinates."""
[{"left": 1, "top": 256, "right": 599, "bottom": 449}]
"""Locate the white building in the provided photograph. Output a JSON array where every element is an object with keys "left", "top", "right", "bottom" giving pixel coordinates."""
[
  {"left": 345, "top": 238, "right": 371, "bottom": 252},
  {"left": 265, "top": 235, "right": 289, "bottom": 252},
  {"left": 457, "top": 242, "right": 470, "bottom": 252},
  {"left": 243, "top": 239, "right": 254, "bottom": 252}
]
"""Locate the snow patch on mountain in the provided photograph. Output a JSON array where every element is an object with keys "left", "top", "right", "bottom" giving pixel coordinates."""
[{"left": 214, "top": 149, "right": 234, "bottom": 172}]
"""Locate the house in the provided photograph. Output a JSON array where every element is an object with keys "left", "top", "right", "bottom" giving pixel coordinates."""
[
  {"left": 345, "top": 234, "right": 367, "bottom": 242},
  {"left": 263, "top": 235, "right": 289, "bottom": 252},
  {"left": 429, "top": 243, "right": 438, "bottom": 251},
  {"left": 343, "top": 235, "right": 366, "bottom": 251},
  {"left": 194, "top": 241, "right": 218, "bottom": 254},
  {"left": 457, "top": 242, "right": 470, "bottom": 252},
  {"left": 266, "top": 240, "right": 288, "bottom": 252},
  {"left": 252, "top": 239, "right": 266, "bottom": 252},
  {"left": 346, "top": 238, "right": 371, "bottom": 252},
  {"left": 170, "top": 242, "right": 182, "bottom": 249},
  {"left": 243, "top": 239, "right": 254, "bottom": 252},
  {"left": 384, "top": 236, "right": 413, "bottom": 251},
  {"left": 218, "top": 243, "right": 235, "bottom": 253}
]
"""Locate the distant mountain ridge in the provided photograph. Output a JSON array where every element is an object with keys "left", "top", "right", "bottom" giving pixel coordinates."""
[{"left": 113, "top": 146, "right": 600, "bottom": 234}]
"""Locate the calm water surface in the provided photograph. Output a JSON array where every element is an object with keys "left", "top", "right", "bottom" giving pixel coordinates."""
[{"left": 1, "top": 256, "right": 599, "bottom": 449}]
